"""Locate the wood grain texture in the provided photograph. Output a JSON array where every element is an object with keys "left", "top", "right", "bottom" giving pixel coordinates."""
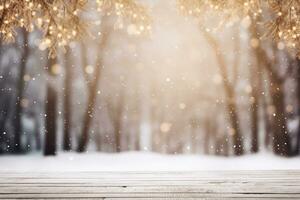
[{"left": 0, "top": 171, "right": 299, "bottom": 199}]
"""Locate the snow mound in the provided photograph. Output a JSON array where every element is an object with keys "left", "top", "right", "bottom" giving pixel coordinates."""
[{"left": 0, "top": 151, "right": 299, "bottom": 172}]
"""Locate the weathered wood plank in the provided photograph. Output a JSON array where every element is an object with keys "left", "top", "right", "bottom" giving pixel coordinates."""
[
  {"left": 0, "top": 171, "right": 299, "bottom": 199},
  {"left": 1, "top": 180, "right": 299, "bottom": 187},
  {"left": 1, "top": 185, "right": 299, "bottom": 194},
  {"left": 0, "top": 193, "right": 299, "bottom": 199}
]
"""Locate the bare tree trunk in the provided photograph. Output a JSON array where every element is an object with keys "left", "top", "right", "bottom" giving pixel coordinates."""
[
  {"left": 203, "top": 118, "right": 211, "bottom": 155},
  {"left": 43, "top": 53, "right": 59, "bottom": 156},
  {"left": 113, "top": 92, "right": 125, "bottom": 152},
  {"left": 189, "top": 117, "right": 198, "bottom": 153},
  {"left": 249, "top": 24, "right": 267, "bottom": 153},
  {"left": 134, "top": 93, "right": 141, "bottom": 151},
  {"left": 254, "top": 45, "right": 291, "bottom": 156},
  {"left": 202, "top": 30, "right": 244, "bottom": 156},
  {"left": 270, "top": 80, "right": 291, "bottom": 156},
  {"left": 222, "top": 74, "right": 244, "bottom": 155},
  {"left": 114, "top": 117, "right": 122, "bottom": 152},
  {"left": 223, "top": 136, "right": 229, "bottom": 156},
  {"left": 77, "top": 42, "right": 108, "bottom": 152},
  {"left": 261, "top": 61, "right": 291, "bottom": 156},
  {"left": 266, "top": 68, "right": 291, "bottom": 156},
  {"left": 191, "top": 128, "right": 198, "bottom": 154},
  {"left": 261, "top": 72, "right": 272, "bottom": 148},
  {"left": 263, "top": 102, "right": 272, "bottom": 147},
  {"left": 268, "top": 60, "right": 291, "bottom": 156},
  {"left": 295, "top": 59, "right": 300, "bottom": 155},
  {"left": 270, "top": 71, "right": 291, "bottom": 156},
  {"left": 77, "top": 17, "right": 111, "bottom": 152},
  {"left": 0, "top": 98, "right": 10, "bottom": 152},
  {"left": 250, "top": 62, "right": 259, "bottom": 153},
  {"left": 77, "top": 59, "right": 102, "bottom": 152},
  {"left": 135, "top": 130, "right": 140, "bottom": 151},
  {"left": 44, "top": 85, "right": 57, "bottom": 156},
  {"left": 215, "top": 137, "right": 222, "bottom": 156},
  {"left": 227, "top": 98, "right": 244, "bottom": 155},
  {"left": 14, "top": 29, "right": 29, "bottom": 153},
  {"left": 63, "top": 47, "right": 72, "bottom": 151},
  {"left": 250, "top": 97, "right": 259, "bottom": 153},
  {"left": 34, "top": 117, "right": 41, "bottom": 151}
]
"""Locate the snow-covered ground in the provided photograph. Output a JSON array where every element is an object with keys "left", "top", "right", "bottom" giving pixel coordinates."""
[{"left": 0, "top": 151, "right": 299, "bottom": 171}]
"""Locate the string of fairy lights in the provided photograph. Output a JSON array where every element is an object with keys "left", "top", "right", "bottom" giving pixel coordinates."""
[{"left": 0, "top": 0, "right": 300, "bottom": 57}]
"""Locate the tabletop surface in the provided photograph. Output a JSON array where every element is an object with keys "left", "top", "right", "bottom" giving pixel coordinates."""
[{"left": 0, "top": 171, "right": 299, "bottom": 199}]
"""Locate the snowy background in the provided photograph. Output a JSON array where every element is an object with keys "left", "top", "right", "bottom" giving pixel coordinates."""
[
  {"left": 0, "top": 0, "right": 300, "bottom": 171},
  {"left": 1, "top": 151, "right": 300, "bottom": 171}
]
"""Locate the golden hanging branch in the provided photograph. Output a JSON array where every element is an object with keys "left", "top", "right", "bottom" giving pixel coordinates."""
[
  {"left": 177, "top": 0, "right": 300, "bottom": 57},
  {"left": 0, "top": 0, "right": 151, "bottom": 56},
  {"left": 266, "top": 0, "right": 300, "bottom": 57},
  {"left": 0, "top": 0, "right": 87, "bottom": 56}
]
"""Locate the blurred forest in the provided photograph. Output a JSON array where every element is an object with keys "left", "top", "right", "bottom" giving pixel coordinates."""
[{"left": 1, "top": 0, "right": 300, "bottom": 157}]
